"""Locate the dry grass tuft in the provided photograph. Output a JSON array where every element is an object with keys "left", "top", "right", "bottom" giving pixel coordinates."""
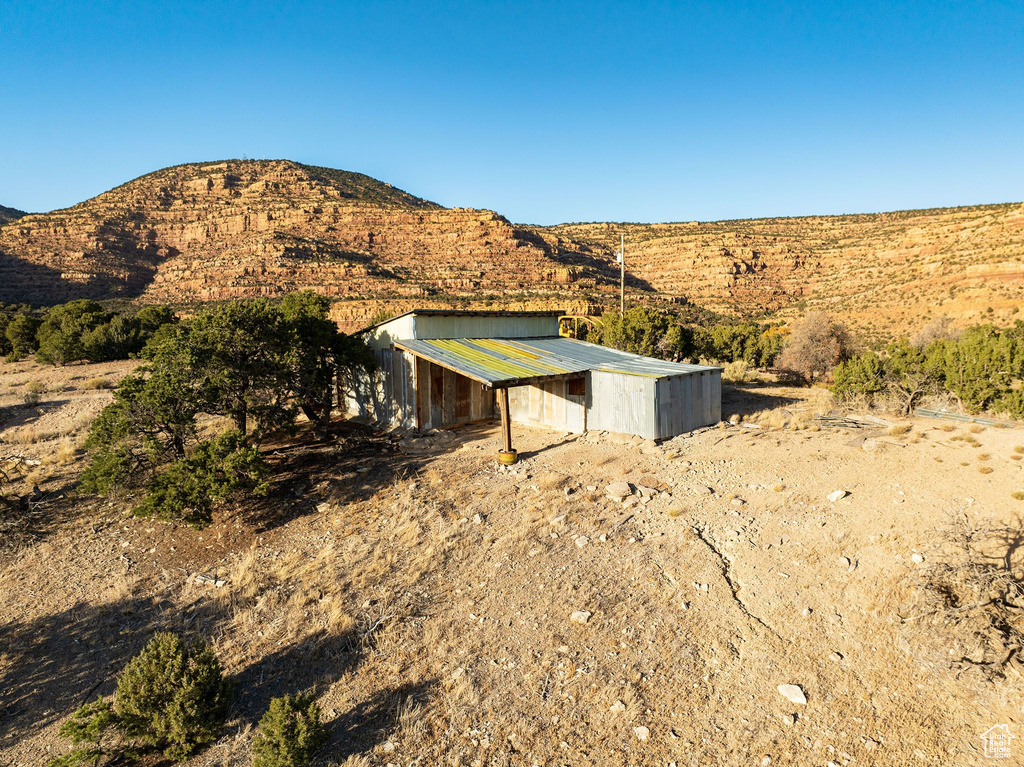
[
  {"left": 83, "top": 377, "right": 113, "bottom": 390},
  {"left": 889, "top": 424, "right": 912, "bottom": 436},
  {"left": 722, "top": 360, "right": 756, "bottom": 383},
  {"left": 977, "top": 453, "right": 992, "bottom": 461},
  {"left": 978, "top": 466, "right": 994, "bottom": 475},
  {"left": 1012, "top": 491, "right": 1024, "bottom": 501},
  {"left": 55, "top": 440, "right": 77, "bottom": 465},
  {"left": 969, "top": 424, "right": 985, "bottom": 434}
]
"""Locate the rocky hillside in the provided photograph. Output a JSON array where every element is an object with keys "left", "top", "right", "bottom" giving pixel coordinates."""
[
  {"left": 540, "top": 203, "right": 1024, "bottom": 335},
  {"left": 0, "top": 160, "right": 612, "bottom": 324},
  {"left": 0, "top": 160, "right": 1020, "bottom": 334},
  {"left": 0, "top": 204, "right": 26, "bottom": 225}
]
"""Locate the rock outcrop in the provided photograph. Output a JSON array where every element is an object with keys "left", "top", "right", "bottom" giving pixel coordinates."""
[
  {"left": 0, "top": 160, "right": 613, "bottom": 325},
  {"left": 0, "top": 160, "right": 1021, "bottom": 334},
  {"left": 539, "top": 202, "right": 1024, "bottom": 334}
]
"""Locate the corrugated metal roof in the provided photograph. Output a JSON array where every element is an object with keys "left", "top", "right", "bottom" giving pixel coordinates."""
[{"left": 393, "top": 336, "right": 720, "bottom": 387}]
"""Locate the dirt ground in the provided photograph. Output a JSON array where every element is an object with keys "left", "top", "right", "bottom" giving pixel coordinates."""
[{"left": 2, "top": 363, "right": 1023, "bottom": 766}]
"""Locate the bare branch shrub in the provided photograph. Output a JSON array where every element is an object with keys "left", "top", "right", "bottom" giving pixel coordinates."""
[
  {"left": 776, "top": 312, "right": 856, "bottom": 383},
  {"left": 911, "top": 315, "right": 959, "bottom": 348},
  {"left": 908, "top": 510, "right": 1024, "bottom": 678}
]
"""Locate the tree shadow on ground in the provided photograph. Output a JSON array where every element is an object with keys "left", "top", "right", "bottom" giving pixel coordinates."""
[
  {"left": 229, "top": 628, "right": 363, "bottom": 722},
  {"left": 245, "top": 420, "right": 467, "bottom": 534},
  {"left": 0, "top": 399, "right": 72, "bottom": 431},
  {"left": 518, "top": 435, "right": 580, "bottom": 460},
  {"left": 0, "top": 592, "right": 224, "bottom": 746},
  {"left": 325, "top": 678, "right": 437, "bottom": 760},
  {"left": 0, "top": 587, "right": 378, "bottom": 752},
  {"left": 0, "top": 490, "right": 98, "bottom": 553},
  {"left": 721, "top": 382, "right": 803, "bottom": 418}
]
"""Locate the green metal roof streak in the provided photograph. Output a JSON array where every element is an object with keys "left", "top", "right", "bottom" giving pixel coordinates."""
[{"left": 392, "top": 336, "right": 721, "bottom": 387}]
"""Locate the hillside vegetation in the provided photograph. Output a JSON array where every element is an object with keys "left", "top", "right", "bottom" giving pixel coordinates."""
[{"left": 0, "top": 204, "right": 26, "bottom": 225}]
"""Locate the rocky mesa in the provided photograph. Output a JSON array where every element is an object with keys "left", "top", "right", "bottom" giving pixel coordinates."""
[
  {"left": 0, "top": 160, "right": 613, "bottom": 326},
  {"left": 0, "top": 159, "right": 1021, "bottom": 334}
]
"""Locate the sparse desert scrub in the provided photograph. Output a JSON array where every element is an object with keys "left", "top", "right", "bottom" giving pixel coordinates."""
[
  {"left": 23, "top": 380, "right": 46, "bottom": 406},
  {"left": 721, "top": 359, "right": 753, "bottom": 382}
]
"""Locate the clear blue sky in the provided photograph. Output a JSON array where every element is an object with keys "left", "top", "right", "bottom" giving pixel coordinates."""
[{"left": 2, "top": 1, "right": 1022, "bottom": 224}]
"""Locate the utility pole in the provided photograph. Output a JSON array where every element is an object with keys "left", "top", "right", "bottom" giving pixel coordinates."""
[{"left": 617, "top": 232, "right": 625, "bottom": 317}]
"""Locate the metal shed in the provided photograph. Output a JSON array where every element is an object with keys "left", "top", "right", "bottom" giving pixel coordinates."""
[{"left": 344, "top": 309, "right": 721, "bottom": 454}]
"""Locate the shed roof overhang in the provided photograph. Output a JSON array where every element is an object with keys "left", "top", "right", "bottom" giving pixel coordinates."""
[{"left": 392, "top": 337, "right": 720, "bottom": 388}]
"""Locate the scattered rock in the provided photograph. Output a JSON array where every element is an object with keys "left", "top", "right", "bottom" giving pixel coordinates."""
[
  {"left": 911, "top": 553, "right": 924, "bottom": 564},
  {"left": 472, "top": 513, "right": 484, "bottom": 525},
  {"left": 864, "top": 738, "right": 879, "bottom": 751},
  {"left": 640, "top": 439, "right": 661, "bottom": 456},
  {"left": 194, "top": 574, "right": 227, "bottom": 588},
  {"left": 781, "top": 714, "right": 795, "bottom": 727},
  {"left": 563, "top": 487, "right": 575, "bottom": 497},
  {"left": 569, "top": 610, "right": 592, "bottom": 625},
  {"left": 692, "top": 485, "right": 714, "bottom": 496},
  {"left": 827, "top": 490, "right": 848, "bottom": 502},
  {"left": 638, "top": 475, "right": 669, "bottom": 491},
  {"left": 575, "top": 535, "right": 590, "bottom": 548},
  {"left": 382, "top": 741, "right": 396, "bottom": 752},
  {"left": 586, "top": 485, "right": 597, "bottom": 492},
  {"left": 777, "top": 684, "right": 807, "bottom": 705},
  {"left": 636, "top": 485, "right": 658, "bottom": 498},
  {"left": 609, "top": 700, "right": 626, "bottom": 714},
  {"left": 633, "top": 725, "right": 650, "bottom": 741},
  {"left": 605, "top": 482, "right": 632, "bottom": 499},
  {"left": 838, "top": 556, "right": 851, "bottom": 569}
]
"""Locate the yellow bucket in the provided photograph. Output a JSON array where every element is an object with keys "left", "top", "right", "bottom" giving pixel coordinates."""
[{"left": 497, "top": 450, "right": 519, "bottom": 465}]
